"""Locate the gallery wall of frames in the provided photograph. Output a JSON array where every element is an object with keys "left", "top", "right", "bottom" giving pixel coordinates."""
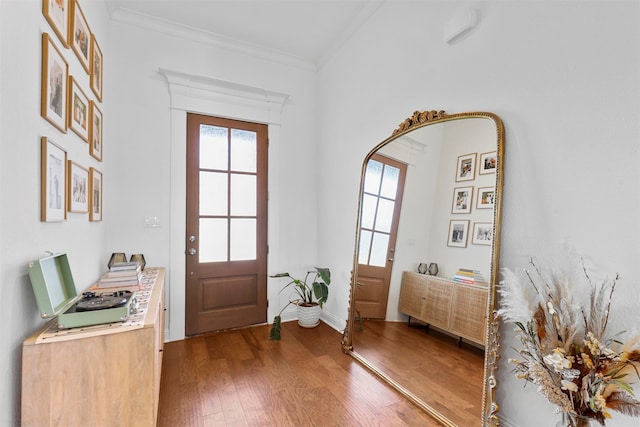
[{"left": 40, "top": 0, "right": 103, "bottom": 223}]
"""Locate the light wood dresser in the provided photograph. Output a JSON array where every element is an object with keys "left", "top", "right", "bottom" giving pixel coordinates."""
[
  {"left": 399, "top": 270, "right": 487, "bottom": 345},
  {"left": 21, "top": 267, "right": 165, "bottom": 426}
]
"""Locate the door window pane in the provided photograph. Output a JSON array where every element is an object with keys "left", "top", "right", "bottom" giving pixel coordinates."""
[
  {"left": 363, "top": 160, "right": 382, "bottom": 194},
  {"left": 199, "top": 218, "right": 227, "bottom": 262},
  {"left": 200, "top": 171, "right": 227, "bottom": 216},
  {"left": 230, "top": 174, "right": 256, "bottom": 216},
  {"left": 380, "top": 165, "right": 400, "bottom": 199},
  {"left": 358, "top": 230, "right": 372, "bottom": 264},
  {"left": 199, "top": 125, "right": 228, "bottom": 170},
  {"left": 361, "top": 194, "right": 377, "bottom": 229},
  {"left": 230, "top": 218, "right": 256, "bottom": 261},
  {"left": 369, "top": 232, "right": 389, "bottom": 267},
  {"left": 374, "top": 198, "right": 395, "bottom": 233},
  {"left": 230, "top": 129, "right": 257, "bottom": 173}
]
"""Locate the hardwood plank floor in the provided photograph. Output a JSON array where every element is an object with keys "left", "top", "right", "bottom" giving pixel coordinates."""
[
  {"left": 352, "top": 320, "right": 485, "bottom": 427},
  {"left": 158, "top": 321, "right": 442, "bottom": 426}
]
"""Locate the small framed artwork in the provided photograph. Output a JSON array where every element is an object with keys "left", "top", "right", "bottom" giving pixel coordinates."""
[
  {"left": 67, "top": 76, "right": 90, "bottom": 142},
  {"left": 447, "top": 220, "right": 469, "bottom": 248},
  {"left": 455, "top": 153, "right": 476, "bottom": 182},
  {"left": 43, "top": 0, "right": 69, "bottom": 48},
  {"left": 476, "top": 186, "right": 495, "bottom": 209},
  {"left": 479, "top": 151, "right": 497, "bottom": 174},
  {"left": 89, "top": 101, "right": 103, "bottom": 161},
  {"left": 451, "top": 186, "right": 473, "bottom": 214},
  {"left": 67, "top": 160, "right": 89, "bottom": 213},
  {"left": 41, "top": 137, "right": 67, "bottom": 222},
  {"left": 472, "top": 222, "right": 493, "bottom": 245},
  {"left": 69, "top": 0, "right": 91, "bottom": 73},
  {"left": 41, "top": 33, "right": 68, "bottom": 133},
  {"left": 90, "top": 34, "right": 103, "bottom": 101},
  {"left": 89, "top": 167, "right": 102, "bottom": 222}
]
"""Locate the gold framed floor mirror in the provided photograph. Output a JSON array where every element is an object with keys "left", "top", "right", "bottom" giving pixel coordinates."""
[{"left": 341, "top": 110, "right": 504, "bottom": 426}]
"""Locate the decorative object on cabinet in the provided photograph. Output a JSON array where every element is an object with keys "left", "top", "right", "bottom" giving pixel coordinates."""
[
  {"left": 447, "top": 219, "right": 469, "bottom": 248},
  {"left": 130, "top": 254, "right": 146, "bottom": 270},
  {"left": 476, "top": 186, "right": 495, "bottom": 209},
  {"left": 268, "top": 267, "right": 331, "bottom": 339},
  {"left": 41, "top": 137, "right": 67, "bottom": 222},
  {"left": 67, "top": 75, "right": 90, "bottom": 142},
  {"left": 455, "top": 152, "right": 476, "bottom": 182},
  {"left": 472, "top": 222, "right": 492, "bottom": 245},
  {"left": 67, "top": 160, "right": 88, "bottom": 213},
  {"left": 107, "top": 252, "right": 127, "bottom": 269},
  {"left": 451, "top": 186, "right": 473, "bottom": 214},
  {"left": 69, "top": 0, "right": 90, "bottom": 73},
  {"left": 499, "top": 256, "right": 640, "bottom": 427},
  {"left": 89, "top": 100, "right": 102, "bottom": 161},
  {"left": 41, "top": 33, "right": 68, "bottom": 133},
  {"left": 90, "top": 34, "right": 103, "bottom": 101},
  {"left": 88, "top": 167, "right": 102, "bottom": 221},
  {"left": 428, "top": 262, "right": 439, "bottom": 276},
  {"left": 479, "top": 151, "right": 497, "bottom": 174},
  {"left": 42, "top": 0, "right": 69, "bottom": 48},
  {"left": 418, "top": 263, "right": 428, "bottom": 274}
]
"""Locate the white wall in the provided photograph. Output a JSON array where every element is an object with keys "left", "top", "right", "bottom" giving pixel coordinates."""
[{"left": 317, "top": 1, "right": 639, "bottom": 426}]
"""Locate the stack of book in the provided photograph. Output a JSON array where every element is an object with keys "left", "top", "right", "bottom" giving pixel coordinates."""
[
  {"left": 453, "top": 268, "right": 487, "bottom": 286},
  {"left": 96, "top": 262, "right": 142, "bottom": 291}
]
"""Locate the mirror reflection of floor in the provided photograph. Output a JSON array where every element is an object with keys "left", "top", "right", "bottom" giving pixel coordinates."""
[{"left": 352, "top": 319, "right": 485, "bottom": 426}]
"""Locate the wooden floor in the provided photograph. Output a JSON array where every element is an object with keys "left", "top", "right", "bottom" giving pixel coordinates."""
[
  {"left": 157, "top": 321, "right": 442, "bottom": 426},
  {"left": 352, "top": 320, "right": 485, "bottom": 426}
]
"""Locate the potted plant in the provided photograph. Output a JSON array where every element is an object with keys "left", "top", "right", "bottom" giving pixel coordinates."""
[{"left": 268, "top": 267, "right": 331, "bottom": 340}]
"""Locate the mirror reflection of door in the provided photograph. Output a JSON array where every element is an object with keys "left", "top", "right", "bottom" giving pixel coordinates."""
[
  {"left": 185, "top": 113, "right": 268, "bottom": 336},
  {"left": 355, "top": 153, "right": 407, "bottom": 319}
]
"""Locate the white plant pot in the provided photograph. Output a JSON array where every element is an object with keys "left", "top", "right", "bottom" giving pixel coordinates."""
[{"left": 296, "top": 303, "right": 321, "bottom": 328}]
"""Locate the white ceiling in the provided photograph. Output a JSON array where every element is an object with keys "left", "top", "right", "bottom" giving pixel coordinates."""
[{"left": 105, "top": 0, "right": 385, "bottom": 67}]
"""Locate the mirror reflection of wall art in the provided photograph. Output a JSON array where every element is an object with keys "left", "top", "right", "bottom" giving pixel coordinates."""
[
  {"left": 41, "top": 33, "right": 68, "bottom": 133},
  {"left": 476, "top": 186, "right": 495, "bottom": 209},
  {"left": 43, "top": 0, "right": 69, "bottom": 48},
  {"left": 447, "top": 219, "right": 469, "bottom": 247},
  {"left": 70, "top": 0, "right": 91, "bottom": 73},
  {"left": 90, "top": 34, "right": 103, "bottom": 101},
  {"left": 67, "top": 160, "right": 89, "bottom": 213},
  {"left": 455, "top": 152, "right": 476, "bottom": 182},
  {"left": 89, "top": 101, "right": 102, "bottom": 161},
  {"left": 472, "top": 222, "right": 493, "bottom": 245},
  {"left": 67, "top": 76, "right": 89, "bottom": 143},
  {"left": 451, "top": 186, "right": 473, "bottom": 214},
  {"left": 479, "top": 151, "right": 497, "bottom": 174},
  {"left": 40, "top": 137, "right": 67, "bottom": 222},
  {"left": 89, "top": 167, "right": 102, "bottom": 222}
]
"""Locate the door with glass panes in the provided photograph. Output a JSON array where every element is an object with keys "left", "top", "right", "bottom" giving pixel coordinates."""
[
  {"left": 355, "top": 154, "right": 407, "bottom": 319},
  {"left": 185, "top": 113, "right": 268, "bottom": 336}
]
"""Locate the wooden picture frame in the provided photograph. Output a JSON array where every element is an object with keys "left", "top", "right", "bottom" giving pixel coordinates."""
[
  {"left": 479, "top": 151, "right": 497, "bottom": 174},
  {"left": 90, "top": 34, "right": 103, "bottom": 101},
  {"left": 67, "top": 160, "right": 89, "bottom": 213},
  {"left": 451, "top": 186, "right": 473, "bottom": 214},
  {"left": 41, "top": 137, "right": 67, "bottom": 222},
  {"left": 43, "top": 0, "right": 69, "bottom": 48},
  {"left": 67, "top": 75, "right": 90, "bottom": 142},
  {"left": 472, "top": 222, "right": 493, "bottom": 245},
  {"left": 447, "top": 220, "right": 469, "bottom": 248},
  {"left": 89, "top": 101, "right": 103, "bottom": 161},
  {"left": 69, "top": 0, "right": 91, "bottom": 73},
  {"left": 89, "top": 167, "right": 102, "bottom": 221},
  {"left": 41, "top": 33, "right": 68, "bottom": 133},
  {"left": 455, "top": 153, "right": 476, "bottom": 182},
  {"left": 476, "top": 186, "right": 495, "bottom": 209}
]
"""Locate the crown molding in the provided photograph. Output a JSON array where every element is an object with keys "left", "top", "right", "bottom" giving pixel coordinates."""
[{"left": 110, "top": 7, "right": 316, "bottom": 72}]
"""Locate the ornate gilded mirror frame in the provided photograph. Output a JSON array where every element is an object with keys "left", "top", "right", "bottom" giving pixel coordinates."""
[{"left": 341, "top": 110, "right": 504, "bottom": 427}]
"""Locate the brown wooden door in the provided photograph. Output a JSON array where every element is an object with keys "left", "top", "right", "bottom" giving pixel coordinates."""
[
  {"left": 185, "top": 113, "right": 268, "bottom": 336},
  {"left": 355, "top": 154, "right": 407, "bottom": 319}
]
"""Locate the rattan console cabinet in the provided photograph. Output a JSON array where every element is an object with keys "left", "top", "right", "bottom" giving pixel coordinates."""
[{"left": 398, "top": 270, "right": 487, "bottom": 345}]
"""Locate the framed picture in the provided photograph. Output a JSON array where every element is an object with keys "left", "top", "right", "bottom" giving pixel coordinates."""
[
  {"left": 90, "top": 34, "right": 103, "bottom": 101},
  {"left": 69, "top": 0, "right": 91, "bottom": 73},
  {"left": 447, "top": 220, "right": 469, "bottom": 248},
  {"left": 67, "top": 76, "right": 90, "bottom": 142},
  {"left": 41, "top": 137, "right": 67, "bottom": 222},
  {"left": 67, "top": 160, "right": 89, "bottom": 213},
  {"left": 472, "top": 222, "right": 493, "bottom": 245},
  {"left": 479, "top": 151, "right": 497, "bottom": 174},
  {"left": 476, "top": 186, "right": 495, "bottom": 209},
  {"left": 451, "top": 186, "right": 473, "bottom": 214},
  {"left": 89, "top": 167, "right": 102, "bottom": 222},
  {"left": 89, "top": 101, "right": 103, "bottom": 161},
  {"left": 41, "top": 33, "right": 68, "bottom": 133},
  {"left": 455, "top": 153, "right": 476, "bottom": 182},
  {"left": 43, "top": 0, "right": 69, "bottom": 48}
]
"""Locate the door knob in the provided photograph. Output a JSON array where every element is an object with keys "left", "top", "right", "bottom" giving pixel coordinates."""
[
  {"left": 188, "top": 248, "right": 197, "bottom": 256},
  {"left": 188, "top": 235, "right": 196, "bottom": 243}
]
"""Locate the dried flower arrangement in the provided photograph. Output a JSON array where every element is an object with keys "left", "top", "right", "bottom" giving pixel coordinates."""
[{"left": 499, "top": 256, "right": 640, "bottom": 426}]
